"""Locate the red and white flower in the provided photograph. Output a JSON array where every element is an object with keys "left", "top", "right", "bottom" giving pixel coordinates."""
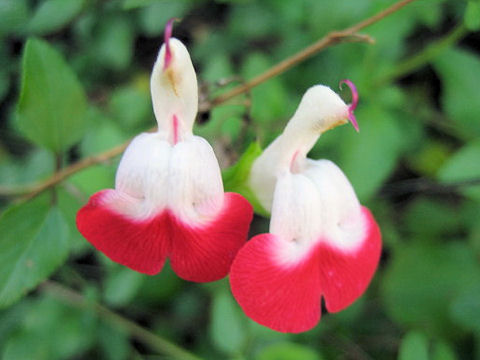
[
  {"left": 76, "top": 20, "right": 253, "bottom": 282},
  {"left": 230, "top": 83, "right": 381, "bottom": 333}
]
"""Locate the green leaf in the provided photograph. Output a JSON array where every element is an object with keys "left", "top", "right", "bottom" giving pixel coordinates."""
[
  {"left": 209, "top": 289, "right": 247, "bottom": 355},
  {"left": 403, "top": 198, "right": 463, "bottom": 240},
  {"left": 0, "top": 0, "right": 29, "bottom": 36},
  {"left": 339, "top": 105, "right": 404, "bottom": 201},
  {"left": 433, "top": 48, "right": 480, "bottom": 139},
  {"left": 122, "top": 0, "right": 158, "bottom": 9},
  {"left": 437, "top": 139, "right": 480, "bottom": 201},
  {"left": 450, "top": 283, "right": 480, "bottom": 333},
  {"left": 198, "top": 53, "right": 235, "bottom": 84},
  {"left": 305, "top": 0, "right": 370, "bottom": 39},
  {"left": 0, "top": 196, "right": 70, "bottom": 308},
  {"left": 3, "top": 295, "right": 96, "bottom": 360},
  {"left": 407, "top": 139, "right": 451, "bottom": 177},
  {"left": 136, "top": 262, "right": 183, "bottom": 303},
  {"left": 138, "top": 1, "right": 191, "bottom": 36},
  {"left": 93, "top": 16, "right": 134, "bottom": 71},
  {"left": 256, "top": 342, "right": 322, "bottom": 360},
  {"left": 228, "top": 2, "right": 279, "bottom": 39},
  {"left": 398, "top": 331, "right": 429, "bottom": 360},
  {"left": 0, "top": 301, "right": 30, "bottom": 350},
  {"left": 57, "top": 188, "right": 88, "bottom": 254},
  {"left": 3, "top": 331, "right": 50, "bottom": 360},
  {"left": 382, "top": 242, "right": 480, "bottom": 339},
  {"left": 28, "top": 0, "right": 85, "bottom": 35},
  {"left": 81, "top": 107, "right": 128, "bottom": 155},
  {"left": 103, "top": 267, "right": 144, "bottom": 307},
  {"left": 432, "top": 341, "right": 457, "bottom": 360},
  {"left": 69, "top": 165, "right": 115, "bottom": 195},
  {"left": 109, "top": 85, "right": 151, "bottom": 131},
  {"left": 0, "top": 148, "right": 55, "bottom": 187},
  {"left": 17, "top": 38, "right": 87, "bottom": 152},
  {"left": 222, "top": 142, "right": 269, "bottom": 216},
  {"left": 98, "top": 322, "right": 130, "bottom": 360},
  {"left": 241, "top": 53, "right": 292, "bottom": 143},
  {"left": 465, "top": 1, "right": 480, "bottom": 31},
  {"left": 0, "top": 51, "right": 10, "bottom": 101}
]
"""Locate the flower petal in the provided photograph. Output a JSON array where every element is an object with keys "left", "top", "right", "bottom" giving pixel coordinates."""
[
  {"left": 169, "top": 192, "right": 253, "bottom": 282},
  {"left": 76, "top": 190, "right": 170, "bottom": 275},
  {"left": 167, "top": 136, "right": 224, "bottom": 225},
  {"left": 230, "top": 233, "right": 321, "bottom": 333},
  {"left": 320, "top": 207, "right": 382, "bottom": 312},
  {"left": 151, "top": 38, "right": 198, "bottom": 140},
  {"left": 249, "top": 85, "right": 351, "bottom": 213},
  {"left": 230, "top": 208, "right": 381, "bottom": 332},
  {"left": 115, "top": 133, "right": 170, "bottom": 212}
]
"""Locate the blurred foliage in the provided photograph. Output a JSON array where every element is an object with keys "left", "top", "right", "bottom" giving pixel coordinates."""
[{"left": 0, "top": 0, "right": 480, "bottom": 359}]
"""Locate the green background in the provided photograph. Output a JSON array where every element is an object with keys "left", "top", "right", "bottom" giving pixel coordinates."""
[{"left": 1, "top": 0, "right": 480, "bottom": 359}]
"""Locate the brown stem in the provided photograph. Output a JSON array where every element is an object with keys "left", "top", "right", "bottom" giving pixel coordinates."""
[
  {"left": 381, "top": 177, "right": 480, "bottom": 197},
  {"left": 0, "top": 142, "right": 131, "bottom": 202},
  {"left": 0, "top": 0, "right": 418, "bottom": 201},
  {"left": 41, "top": 281, "right": 204, "bottom": 360},
  {"left": 50, "top": 153, "right": 63, "bottom": 205},
  {"left": 375, "top": 23, "right": 468, "bottom": 86},
  {"left": 203, "top": 33, "right": 375, "bottom": 110},
  {"left": 206, "top": 0, "right": 417, "bottom": 108}
]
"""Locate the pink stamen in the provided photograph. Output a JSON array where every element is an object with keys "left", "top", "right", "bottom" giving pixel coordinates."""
[
  {"left": 173, "top": 114, "right": 179, "bottom": 144},
  {"left": 290, "top": 150, "right": 300, "bottom": 172},
  {"left": 163, "top": 18, "right": 178, "bottom": 70},
  {"left": 339, "top": 79, "right": 360, "bottom": 132}
]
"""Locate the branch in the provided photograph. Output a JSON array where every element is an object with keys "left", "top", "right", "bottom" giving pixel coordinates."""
[
  {"left": 0, "top": 0, "right": 418, "bottom": 200},
  {"left": 41, "top": 280, "right": 204, "bottom": 360},
  {"left": 0, "top": 142, "right": 131, "bottom": 201},
  {"left": 380, "top": 177, "right": 480, "bottom": 197},
  {"left": 375, "top": 23, "right": 468, "bottom": 85},
  {"left": 205, "top": 0, "right": 417, "bottom": 108}
]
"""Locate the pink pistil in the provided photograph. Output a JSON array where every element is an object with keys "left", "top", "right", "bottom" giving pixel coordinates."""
[
  {"left": 339, "top": 79, "right": 360, "bottom": 132},
  {"left": 163, "top": 18, "right": 178, "bottom": 70},
  {"left": 290, "top": 150, "right": 300, "bottom": 173},
  {"left": 173, "top": 114, "right": 179, "bottom": 144}
]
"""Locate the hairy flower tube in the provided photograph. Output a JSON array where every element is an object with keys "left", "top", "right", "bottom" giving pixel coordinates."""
[
  {"left": 230, "top": 84, "right": 382, "bottom": 333},
  {"left": 76, "top": 20, "right": 253, "bottom": 281}
]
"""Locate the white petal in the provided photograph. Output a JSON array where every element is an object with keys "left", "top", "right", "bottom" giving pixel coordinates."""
[
  {"left": 269, "top": 172, "right": 324, "bottom": 264},
  {"left": 268, "top": 159, "right": 368, "bottom": 264},
  {"left": 114, "top": 132, "right": 171, "bottom": 218},
  {"left": 150, "top": 38, "right": 198, "bottom": 142},
  {"left": 249, "top": 85, "right": 350, "bottom": 212},
  {"left": 303, "top": 159, "right": 366, "bottom": 252},
  {"left": 284, "top": 85, "right": 349, "bottom": 137},
  {"left": 270, "top": 172, "right": 323, "bottom": 242},
  {"left": 168, "top": 135, "right": 224, "bottom": 225},
  {"left": 114, "top": 133, "right": 224, "bottom": 224},
  {"left": 249, "top": 136, "right": 287, "bottom": 212}
]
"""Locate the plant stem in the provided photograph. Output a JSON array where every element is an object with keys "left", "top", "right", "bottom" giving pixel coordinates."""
[
  {"left": 381, "top": 176, "right": 480, "bottom": 197},
  {"left": 205, "top": 33, "right": 374, "bottom": 110},
  {"left": 50, "top": 153, "right": 63, "bottom": 205},
  {"left": 207, "top": 0, "right": 417, "bottom": 108},
  {"left": 42, "top": 280, "right": 204, "bottom": 360},
  {"left": 0, "top": 0, "right": 418, "bottom": 200},
  {"left": 375, "top": 23, "right": 468, "bottom": 86},
  {"left": 0, "top": 142, "right": 132, "bottom": 201}
]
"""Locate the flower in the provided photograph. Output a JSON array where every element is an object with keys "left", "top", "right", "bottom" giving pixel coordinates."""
[
  {"left": 76, "top": 20, "right": 253, "bottom": 282},
  {"left": 230, "top": 83, "right": 381, "bottom": 333}
]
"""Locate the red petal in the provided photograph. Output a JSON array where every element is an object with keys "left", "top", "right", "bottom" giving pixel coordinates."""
[
  {"left": 230, "top": 234, "right": 322, "bottom": 333},
  {"left": 169, "top": 192, "right": 253, "bottom": 282},
  {"left": 76, "top": 190, "right": 170, "bottom": 275},
  {"left": 320, "top": 206, "right": 382, "bottom": 312},
  {"left": 230, "top": 207, "right": 382, "bottom": 333}
]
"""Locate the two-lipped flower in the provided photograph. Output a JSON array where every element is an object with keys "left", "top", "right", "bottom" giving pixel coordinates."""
[{"left": 76, "top": 20, "right": 382, "bottom": 333}]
